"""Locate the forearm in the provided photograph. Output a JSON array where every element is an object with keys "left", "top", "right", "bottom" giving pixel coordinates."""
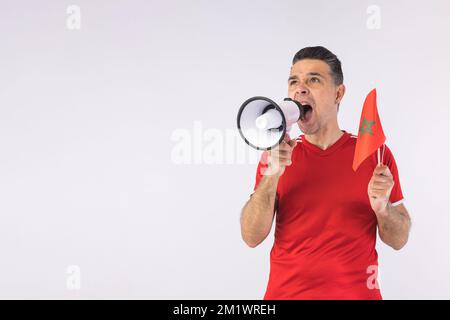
[
  {"left": 375, "top": 202, "right": 411, "bottom": 250},
  {"left": 240, "top": 174, "right": 279, "bottom": 247}
]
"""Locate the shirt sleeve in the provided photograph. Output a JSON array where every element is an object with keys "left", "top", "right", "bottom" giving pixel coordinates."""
[{"left": 382, "top": 144, "right": 405, "bottom": 206}]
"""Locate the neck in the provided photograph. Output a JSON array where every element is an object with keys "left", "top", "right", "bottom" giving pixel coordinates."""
[{"left": 304, "top": 124, "right": 344, "bottom": 150}]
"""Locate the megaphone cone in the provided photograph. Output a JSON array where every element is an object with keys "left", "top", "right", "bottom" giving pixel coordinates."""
[{"left": 237, "top": 96, "right": 306, "bottom": 150}]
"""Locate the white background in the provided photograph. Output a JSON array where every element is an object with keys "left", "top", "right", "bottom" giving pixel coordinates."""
[{"left": 0, "top": 0, "right": 449, "bottom": 299}]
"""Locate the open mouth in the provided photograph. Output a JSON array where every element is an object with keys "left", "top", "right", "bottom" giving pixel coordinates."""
[{"left": 300, "top": 104, "right": 313, "bottom": 121}]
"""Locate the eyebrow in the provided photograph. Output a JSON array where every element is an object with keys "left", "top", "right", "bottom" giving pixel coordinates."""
[{"left": 288, "top": 72, "right": 325, "bottom": 82}]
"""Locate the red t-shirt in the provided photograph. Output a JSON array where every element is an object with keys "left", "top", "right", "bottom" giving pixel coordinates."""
[{"left": 253, "top": 130, "right": 404, "bottom": 300}]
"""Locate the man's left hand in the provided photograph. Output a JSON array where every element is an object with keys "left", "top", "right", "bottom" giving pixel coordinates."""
[{"left": 368, "top": 164, "right": 394, "bottom": 216}]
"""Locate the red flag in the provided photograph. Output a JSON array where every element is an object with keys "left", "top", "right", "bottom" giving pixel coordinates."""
[{"left": 352, "top": 88, "right": 386, "bottom": 171}]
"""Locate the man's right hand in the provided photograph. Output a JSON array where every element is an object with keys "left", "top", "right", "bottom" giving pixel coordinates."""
[{"left": 265, "top": 134, "right": 297, "bottom": 177}]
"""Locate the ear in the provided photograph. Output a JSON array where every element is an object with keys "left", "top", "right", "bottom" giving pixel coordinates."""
[{"left": 336, "top": 84, "right": 346, "bottom": 104}]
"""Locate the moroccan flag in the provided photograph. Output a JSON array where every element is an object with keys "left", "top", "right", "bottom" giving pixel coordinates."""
[{"left": 352, "top": 88, "right": 386, "bottom": 171}]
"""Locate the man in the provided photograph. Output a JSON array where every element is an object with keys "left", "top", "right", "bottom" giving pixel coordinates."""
[{"left": 240, "top": 46, "right": 411, "bottom": 300}]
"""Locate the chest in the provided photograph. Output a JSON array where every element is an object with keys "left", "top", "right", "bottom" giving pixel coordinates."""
[{"left": 277, "top": 147, "right": 376, "bottom": 214}]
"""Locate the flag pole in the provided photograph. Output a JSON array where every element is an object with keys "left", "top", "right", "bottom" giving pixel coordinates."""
[{"left": 377, "top": 144, "right": 385, "bottom": 166}]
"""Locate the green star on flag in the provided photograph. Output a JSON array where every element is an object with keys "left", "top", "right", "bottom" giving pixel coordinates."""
[{"left": 359, "top": 117, "right": 375, "bottom": 137}]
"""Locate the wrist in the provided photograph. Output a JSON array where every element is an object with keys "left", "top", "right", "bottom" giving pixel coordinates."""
[
  {"left": 262, "top": 171, "right": 281, "bottom": 184},
  {"left": 375, "top": 202, "right": 392, "bottom": 217},
  {"left": 265, "top": 164, "right": 284, "bottom": 178}
]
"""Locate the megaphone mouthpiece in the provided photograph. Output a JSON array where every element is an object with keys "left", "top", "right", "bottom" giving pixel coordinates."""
[
  {"left": 283, "top": 97, "right": 307, "bottom": 120},
  {"left": 255, "top": 108, "right": 282, "bottom": 130}
]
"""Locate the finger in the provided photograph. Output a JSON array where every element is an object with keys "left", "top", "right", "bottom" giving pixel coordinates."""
[
  {"left": 278, "top": 157, "right": 293, "bottom": 164},
  {"left": 275, "top": 151, "right": 292, "bottom": 159},
  {"left": 269, "top": 143, "right": 285, "bottom": 154},
  {"left": 368, "top": 190, "right": 388, "bottom": 199},
  {"left": 278, "top": 144, "right": 294, "bottom": 152},
  {"left": 373, "top": 164, "right": 387, "bottom": 174},
  {"left": 369, "top": 186, "right": 389, "bottom": 195},
  {"left": 372, "top": 177, "right": 394, "bottom": 184},
  {"left": 276, "top": 139, "right": 288, "bottom": 147},
  {"left": 275, "top": 154, "right": 293, "bottom": 162},
  {"left": 279, "top": 159, "right": 292, "bottom": 166},
  {"left": 272, "top": 157, "right": 292, "bottom": 166},
  {"left": 278, "top": 143, "right": 291, "bottom": 150},
  {"left": 272, "top": 149, "right": 292, "bottom": 156},
  {"left": 374, "top": 164, "right": 392, "bottom": 177},
  {"left": 370, "top": 186, "right": 390, "bottom": 192},
  {"left": 371, "top": 194, "right": 389, "bottom": 200},
  {"left": 371, "top": 181, "right": 393, "bottom": 189},
  {"left": 369, "top": 183, "right": 383, "bottom": 191},
  {"left": 269, "top": 153, "right": 292, "bottom": 162},
  {"left": 277, "top": 149, "right": 292, "bottom": 156},
  {"left": 370, "top": 178, "right": 393, "bottom": 187}
]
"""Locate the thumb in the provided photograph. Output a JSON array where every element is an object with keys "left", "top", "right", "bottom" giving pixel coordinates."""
[
  {"left": 283, "top": 133, "right": 291, "bottom": 142},
  {"left": 288, "top": 139, "right": 297, "bottom": 148},
  {"left": 375, "top": 164, "right": 391, "bottom": 176}
]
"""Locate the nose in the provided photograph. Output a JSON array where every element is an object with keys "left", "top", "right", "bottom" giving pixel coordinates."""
[{"left": 293, "top": 81, "right": 310, "bottom": 97}]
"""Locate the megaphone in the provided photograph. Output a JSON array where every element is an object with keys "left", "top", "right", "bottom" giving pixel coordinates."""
[{"left": 237, "top": 96, "right": 306, "bottom": 150}]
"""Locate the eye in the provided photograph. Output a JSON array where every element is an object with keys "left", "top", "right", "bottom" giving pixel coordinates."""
[
  {"left": 289, "top": 80, "right": 297, "bottom": 87},
  {"left": 310, "top": 77, "right": 320, "bottom": 83}
]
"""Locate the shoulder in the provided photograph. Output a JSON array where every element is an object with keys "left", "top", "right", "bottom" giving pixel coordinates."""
[
  {"left": 343, "top": 132, "right": 358, "bottom": 149},
  {"left": 348, "top": 132, "right": 358, "bottom": 145},
  {"left": 345, "top": 131, "right": 397, "bottom": 162}
]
